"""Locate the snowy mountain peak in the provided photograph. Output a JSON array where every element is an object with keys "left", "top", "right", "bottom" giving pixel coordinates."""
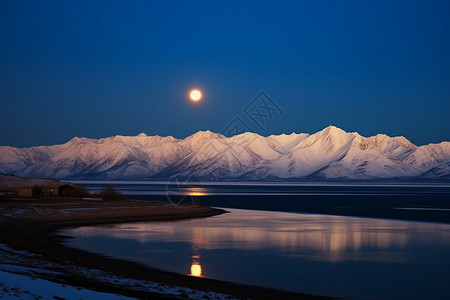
[
  {"left": 320, "top": 125, "right": 349, "bottom": 136},
  {"left": 186, "top": 130, "right": 225, "bottom": 142},
  {"left": 323, "top": 125, "right": 343, "bottom": 131},
  {"left": 67, "top": 136, "right": 91, "bottom": 144},
  {"left": 1, "top": 126, "right": 449, "bottom": 180},
  {"left": 235, "top": 131, "right": 262, "bottom": 139},
  {"left": 269, "top": 132, "right": 299, "bottom": 138}
]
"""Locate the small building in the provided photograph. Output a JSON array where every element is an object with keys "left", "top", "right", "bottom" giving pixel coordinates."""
[
  {"left": 42, "top": 186, "right": 59, "bottom": 197},
  {"left": 17, "top": 184, "right": 83, "bottom": 198},
  {"left": 58, "top": 184, "right": 81, "bottom": 197},
  {"left": 41, "top": 184, "right": 82, "bottom": 197},
  {"left": 17, "top": 186, "right": 41, "bottom": 197}
]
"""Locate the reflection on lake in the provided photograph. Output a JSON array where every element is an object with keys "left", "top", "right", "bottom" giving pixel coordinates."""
[
  {"left": 190, "top": 242, "right": 202, "bottom": 277},
  {"left": 63, "top": 209, "right": 450, "bottom": 300}
]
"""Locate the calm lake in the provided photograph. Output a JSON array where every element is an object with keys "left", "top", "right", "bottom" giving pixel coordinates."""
[{"left": 65, "top": 181, "right": 450, "bottom": 299}]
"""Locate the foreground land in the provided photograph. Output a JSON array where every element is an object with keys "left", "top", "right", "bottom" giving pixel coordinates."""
[{"left": 0, "top": 198, "right": 328, "bottom": 300}]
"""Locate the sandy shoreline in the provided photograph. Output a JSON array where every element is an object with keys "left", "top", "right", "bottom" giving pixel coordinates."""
[{"left": 0, "top": 198, "right": 329, "bottom": 299}]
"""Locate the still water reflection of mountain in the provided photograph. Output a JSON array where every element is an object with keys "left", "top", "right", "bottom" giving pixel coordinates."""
[
  {"left": 71, "top": 209, "right": 450, "bottom": 263},
  {"left": 64, "top": 209, "right": 450, "bottom": 299}
]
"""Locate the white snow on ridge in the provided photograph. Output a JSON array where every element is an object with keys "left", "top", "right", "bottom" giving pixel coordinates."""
[{"left": 0, "top": 126, "right": 449, "bottom": 180}]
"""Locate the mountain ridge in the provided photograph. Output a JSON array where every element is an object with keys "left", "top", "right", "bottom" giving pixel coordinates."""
[{"left": 1, "top": 126, "right": 449, "bottom": 181}]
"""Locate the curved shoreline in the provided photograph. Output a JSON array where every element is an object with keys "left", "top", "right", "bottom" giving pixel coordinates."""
[{"left": 0, "top": 198, "right": 330, "bottom": 300}]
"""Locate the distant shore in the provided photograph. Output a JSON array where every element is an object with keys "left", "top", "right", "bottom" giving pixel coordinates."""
[{"left": 0, "top": 198, "right": 328, "bottom": 300}]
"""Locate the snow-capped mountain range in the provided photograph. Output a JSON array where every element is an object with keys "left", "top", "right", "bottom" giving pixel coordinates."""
[{"left": 1, "top": 126, "right": 449, "bottom": 181}]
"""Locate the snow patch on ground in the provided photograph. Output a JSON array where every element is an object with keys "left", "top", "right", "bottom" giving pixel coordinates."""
[
  {"left": 0, "top": 270, "right": 134, "bottom": 300},
  {"left": 70, "top": 266, "right": 237, "bottom": 300},
  {"left": 0, "top": 243, "right": 35, "bottom": 257},
  {"left": 0, "top": 243, "right": 238, "bottom": 300},
  {"left": 0, "top": 264, "right": 63, "bottom": 276}
]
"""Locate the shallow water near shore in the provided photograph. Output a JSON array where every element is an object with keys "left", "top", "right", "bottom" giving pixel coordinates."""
[{"left": 62, "top": 207, "right": 450, "bottom": 300}]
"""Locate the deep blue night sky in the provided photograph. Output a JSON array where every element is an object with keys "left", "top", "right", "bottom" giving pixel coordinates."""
[{"left": 1, "top": 0, "right": 449, "bottom": 147}]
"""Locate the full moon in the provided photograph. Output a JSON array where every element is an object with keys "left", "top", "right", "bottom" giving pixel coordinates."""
[{"left": 189, "top": 89, "right": 202, "bottom": 102}]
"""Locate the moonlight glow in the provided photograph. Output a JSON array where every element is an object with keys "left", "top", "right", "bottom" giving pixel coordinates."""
[
  {"left": 190, "top": 263, "right": 202, "bottom": 277},
  {"left": 189, "top": 89, "right": 202, "bottom": 102}
]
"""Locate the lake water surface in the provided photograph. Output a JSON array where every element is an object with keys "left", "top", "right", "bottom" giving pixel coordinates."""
[{"left": 63, "top": 208, "right": 450, "bottom": 300}]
